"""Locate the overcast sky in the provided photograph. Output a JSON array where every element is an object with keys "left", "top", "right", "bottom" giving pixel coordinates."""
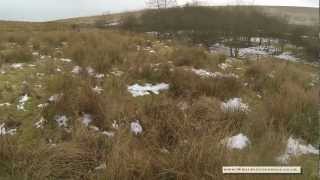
[{"left": 0, "top": 0, "right": 318, "bottom": 21}]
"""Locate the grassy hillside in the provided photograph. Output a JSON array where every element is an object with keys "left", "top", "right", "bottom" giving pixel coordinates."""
[
  {"left": 0, "top": 21, "right": 319, "bottom": 179},
  {"left": 56, "top": 6, "right": 319, "bottom": 26}
]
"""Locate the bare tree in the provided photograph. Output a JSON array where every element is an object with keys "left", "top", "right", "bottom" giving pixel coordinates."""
[{"left": 146, "top": 0, "right": 177, "bottom": 9}]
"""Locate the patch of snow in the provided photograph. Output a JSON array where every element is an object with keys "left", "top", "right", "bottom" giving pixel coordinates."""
[
  {"left": 40, "top": 55, "right": 51, "bottom": 60},
  {"left": 36, "top": 73, "right": 45, "bottom": 77},
  {"left": 17, "top": 94, "right": 30, "bottom": 111},
  {"left": 128, "top": 83, "right": 169, "bottom": 97},
  {"left": 55, "top": 115, "right": 69, "bottom": 127},
  {"left": 218, "top": 63, "right": 232, "bottom": 70},
  {"left": 11, "top": 63, "right": 24, "bottom": 69},
  {"left": 92, "top": 86, "right": 103, "bottom": 94},
  {"left": 268, "top": 71, "right": 276, "bottom": 78},
  {"left": 81, "top": 114, "right": 93, "bottom": 127},
  {"left": 239, "top": 47, "right": 267, "bottom": 56},
  {"left": 32, "top": 52, "right": 39, "bottom": 56},
  {"left": 146, "top": 31, "right": 159, "bottom": 36},
  {"left": 35, "top": 117, "right": 46, "bottom": 129},
  {"left": 0, "top": 103, "right": 11, "bottom": 107},
  {"left": 160, "top": 148, "right": 170, "bottom": 154},
  {"left": 89, "top": 126, "right": 100, "bottom": 131},
  {"left": 106, "top": 21, "right": 120, "bottom": 26},
  {"left": 250, "top": 37, "right": 279, "bottom": 44},
  {"left": 226, "top": 133, "right": 250, "bottom": 150},
  {"left": 191, "top": 68, "right": 239, "bottom": 79},
  {"left": 150, "top": 63, "right": 161, "bottom": 68},
  {"left": 143, "top": 46, "right": 155, "bottom": 53},
  {"left": 277, "top": 137, "right": 319, "bottom": 164},
  {"left": 285, "top": 137, "right": 319, "bottom": 155},
  {"left": 28, "top": 64, "right": 36, "bottom": 68},
  {"left": 60, "top": 58, "right": 72, "bottom": 63},
  {"left": 86, "top": 67, "right": 95, "bottom": 76},
  {"left": 239, "top": 46, "right": 276, "bottom": 57},
  {"left": 0, "top": 123, "right": 17, "bottom": 136},
  {"left": 112, "top": 120, "right": 119, "bottom": 129},
  {"left": 111, "top": 70, "right": 124, "bottom": 77},
  {"left": 37, "top": 103, "right": 48, "bottom": 108},
  {"left": 136, "top": 45, "right": 141, "bottom": 51},
  {"left": 61, "top": 42, "right": 68, "bottom": 46},
  {"left": 101, "top": 131, "right": 115, "bottom": 137},
  {"left": 95, "top": 74, "right": 105, "bottom": 79},
  {"left": 71, "top": 66, "right": 82, "bottom": 74},
  {"left": 95, "top": 163, "right": 106, "bottom": 170},
  {"left": 221, "top": 98, "right": 250, "bottom": 113},
  {"left": 309, "top": 74, "right": 319, "bottom": 87},
  {"left": 48, "top": 94, "right": 63, "bottom": 102},
  {"left": 191, "top": 68, "right": 216, "bottom": 78},
  {"left": 275, "top": 52, "right": 299, "bottom": 62},
  {"left": 130, "top": 120, "right": 143, "bottom": 135}
]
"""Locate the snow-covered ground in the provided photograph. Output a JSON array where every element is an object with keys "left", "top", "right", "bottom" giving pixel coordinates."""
[
  {"left": 238, "top": 46, "right": 273, "bottom": 57},
  {"left": 210, "top": 41, "right": 303, "bottom": 62}
]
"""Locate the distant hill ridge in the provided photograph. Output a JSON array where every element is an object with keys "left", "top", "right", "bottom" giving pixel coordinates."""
[
  {"left": 0, "top": 6, "right": 318, "bottom": 26},
  {"left": 55, "top": 6, "right": 318, "bottom": 26}
]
